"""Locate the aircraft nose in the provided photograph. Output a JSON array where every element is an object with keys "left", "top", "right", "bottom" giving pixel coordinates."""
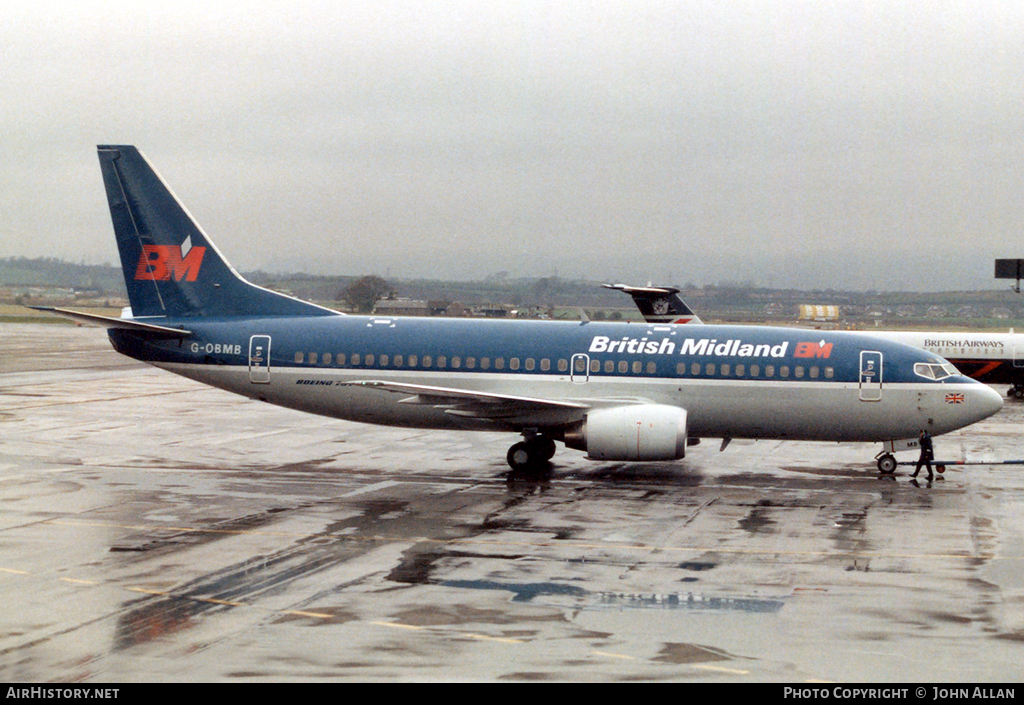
[{"left": 971, "top": 384, "right": 1004, "bottom": 422}]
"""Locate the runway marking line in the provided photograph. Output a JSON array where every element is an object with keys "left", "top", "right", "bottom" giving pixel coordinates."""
[
  {"left": 693, "top": 664, "right": 750, "bottom": 675},
  {"left": 592, "top": 650, "right": 638, "bottom": 661},
  {"left": 200, "top": 597, "right": 245, "bottom": 607},
  {"left": 127, "top": 587, "right": 168, "bottom": 596},
  {"left": 284, "top": 609, "right": 336, "bottom": 619}
]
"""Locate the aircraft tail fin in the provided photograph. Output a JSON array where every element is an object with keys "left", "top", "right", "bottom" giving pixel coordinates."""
[
  {"left": 602, "top": 284, "right": 703, "bottom": 324},
  {"left": 97, "top": 145, "right": 335, "bottom": 319}
]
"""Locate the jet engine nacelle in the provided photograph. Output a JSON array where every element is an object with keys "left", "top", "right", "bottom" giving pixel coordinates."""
[{"left": 564, "top": 404, "right": 687, "bottom": 461}]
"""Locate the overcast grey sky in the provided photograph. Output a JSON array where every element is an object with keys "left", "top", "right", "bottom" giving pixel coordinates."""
[{"left": 3, "top": 1, "right": 1023, "bottom": 290}]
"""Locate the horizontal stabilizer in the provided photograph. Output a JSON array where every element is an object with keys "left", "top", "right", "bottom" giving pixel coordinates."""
[{"left": 30, "top": 307, "right": 191, "bottom": 338}]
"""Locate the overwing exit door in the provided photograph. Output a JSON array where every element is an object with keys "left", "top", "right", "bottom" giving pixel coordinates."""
[
  {"left": 571, "top": 354, "right": 590, "bottom": 383},
  {"left": 249, "top": 335, "right": 271, "bottom": 384},
  {"left": 859, "top": 350, "right": 882, "bottom": 401}
]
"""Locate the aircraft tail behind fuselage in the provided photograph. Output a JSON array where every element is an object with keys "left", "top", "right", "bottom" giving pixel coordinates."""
[
  {"left": 602, "top": 284, "right": 702, "bottom": 324},
  {"left": 98, "top": 145, "right": 334, "bottom": 320}
]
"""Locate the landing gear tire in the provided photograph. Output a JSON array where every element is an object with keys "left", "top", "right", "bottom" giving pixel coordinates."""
[
  {"left": 877, "top": 453, "right": 897, "bottom": 474},
  {"left": 1012, "top": 386, "right": 1024, "bottom": 400},
  {"left": 506, "top": 438, "right": 556, "bottom": 471},
  {"left": 507, "top": 442, "right": 538, "bottom": 471}
]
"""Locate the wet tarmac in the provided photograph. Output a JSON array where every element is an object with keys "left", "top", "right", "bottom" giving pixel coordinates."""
[{"left": 1, "top": 322, "right": 1023, "bottom": 682}]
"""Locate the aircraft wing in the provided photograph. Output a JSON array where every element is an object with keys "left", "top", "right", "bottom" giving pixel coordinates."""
[
  {"left": 30, "top": 307, "right": 192, "bottom": 338},
  {"left": 343, "top": 380, "right": 592, "bottom": 427}
]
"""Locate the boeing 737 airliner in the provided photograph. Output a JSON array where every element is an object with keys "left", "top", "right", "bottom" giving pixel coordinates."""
[{"left": 38, "top": 146, "right": 1004, "bottom": 473}]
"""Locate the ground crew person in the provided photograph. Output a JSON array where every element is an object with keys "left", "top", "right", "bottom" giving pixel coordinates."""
[{"left": 912, "top": 429, "right": 934, "bottom": 481}]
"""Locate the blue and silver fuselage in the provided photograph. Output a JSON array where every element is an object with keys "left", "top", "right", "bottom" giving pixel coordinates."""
[{"left": 109, "top": 316, "right": 1003, "bottom": 444}]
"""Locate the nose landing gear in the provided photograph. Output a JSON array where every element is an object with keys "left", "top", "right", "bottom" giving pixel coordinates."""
[{"left": 877, "top": 453, "right": 898, "bottom": 474}]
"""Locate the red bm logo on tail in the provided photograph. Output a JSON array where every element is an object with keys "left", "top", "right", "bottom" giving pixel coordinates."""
[{"left": 135, "top": 245, "right": 206, "bottom": 282}]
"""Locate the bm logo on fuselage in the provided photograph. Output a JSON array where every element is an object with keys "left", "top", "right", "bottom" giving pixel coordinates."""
[{"left": 135, "top": 244, "right": 207, "bottom": 282}]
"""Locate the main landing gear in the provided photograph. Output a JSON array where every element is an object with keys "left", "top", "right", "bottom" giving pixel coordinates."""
[
  {"left": 1008, "top": 384, "right": 1024, "bottom": 400},
  {"left": 507, "top": 433, "right": 557, "bottom": 472}
]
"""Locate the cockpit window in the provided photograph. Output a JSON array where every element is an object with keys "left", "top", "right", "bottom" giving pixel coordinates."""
[{"left": 914, "top": 362, "right": 959, "bottom": 381}]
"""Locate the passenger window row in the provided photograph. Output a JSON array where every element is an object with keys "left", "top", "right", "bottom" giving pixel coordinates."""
[
  {"left": 290, "top": 352, "right": 832, "bottom": 380},
  {"left": 673, "top": 362, "right": 835, "bottom": 379},
  {"left": 293, "top": 352, "right": 568, "bottom": 372}
]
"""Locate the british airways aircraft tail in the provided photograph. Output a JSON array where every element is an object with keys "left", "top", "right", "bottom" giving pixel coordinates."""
[
  {"left": 602, "top": 284, "right": 702, "bottom": 324},
  {"left": 97, "top": 145, "right": 335, "bottom": 319}
]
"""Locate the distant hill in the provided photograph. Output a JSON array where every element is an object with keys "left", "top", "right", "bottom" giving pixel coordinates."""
[{"left": 0, "top": 257, "right": 126, "bottom": 295}]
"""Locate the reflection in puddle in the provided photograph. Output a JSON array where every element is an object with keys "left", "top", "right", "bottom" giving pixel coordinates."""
[
  {"left": 598, "top": 592, "right": 784, "bottom": 613},
  {"left": 441, "top": 579, "right": 588, "bottom": 603},
  {"left": 440, "top": 579, "right": 785, "bottom": 613}
]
